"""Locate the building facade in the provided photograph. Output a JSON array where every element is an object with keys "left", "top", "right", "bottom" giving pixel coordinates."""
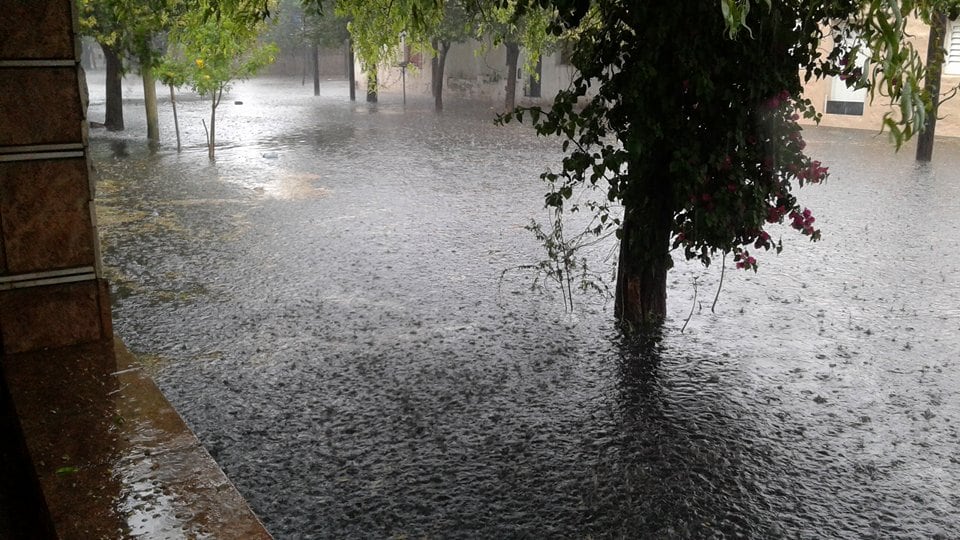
[
  {"left": 802, "top": 17, "right": 960, "bottom": 138},
  {"left": 373, "top": 23, "right": 960, "bottom": 140}
]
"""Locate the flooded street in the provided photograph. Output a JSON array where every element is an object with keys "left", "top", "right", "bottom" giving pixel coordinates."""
[{"left": 89, "top": 73, "right": 960, "bottom": 538}]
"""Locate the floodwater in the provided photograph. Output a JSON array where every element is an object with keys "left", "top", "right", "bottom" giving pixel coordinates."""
[{"left": 88, "top": 72, "right": 960, "bottom": 538}]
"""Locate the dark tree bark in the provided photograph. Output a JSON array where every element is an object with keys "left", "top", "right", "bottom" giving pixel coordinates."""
[
  {"left": 312, "top": 43, "right": 321, "bottom": 96},
  {"left": 206, "top": 87, "right": 222, "bottom": 160},
  {"left": 366, "top": 65, "right": 378, "bottom": 103},
  {"left": 433, "top": 40, "right": 450, "bottom": 111},
  {"left": 917, "top": 10, "right": 947, "bottom": 162},
  {"left": 431, "top": 39, "right": 439, "bottom": 98},
  {"left": 504, "top": 41, "right": 520, "bottom": 112},
  {"left": 348, "top": 38, "right": 356, "bottom": 101},
  {"left": 169, "top": 84, "right": 181, "bottom": 152},
  {"left": 101, "top": 43, "right": 124, "bottom": 131},
  {"left": 615, "top": 165, "right": 674, "bottom": 328}
]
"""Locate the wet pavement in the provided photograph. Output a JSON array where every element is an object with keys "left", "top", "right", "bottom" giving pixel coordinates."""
[
  {"left": 88, "top": 72, "right": 960, "bottom": 538},
  {"left": 1, "top": 339, "right": 272, "bottom": 539}
]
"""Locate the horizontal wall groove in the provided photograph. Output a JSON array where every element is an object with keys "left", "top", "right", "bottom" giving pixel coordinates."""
[
  {"left": 0, "top": 144, "right": 85, "bottom": 155},
  {"left": 0, "top": 60, "right": 76, "bottom": 68},
  {"left": 0, "top": 151, "right": 85, "bottom": 162},
  {"left": 0, "top": 267, "right": 97, "bottom": 290}
]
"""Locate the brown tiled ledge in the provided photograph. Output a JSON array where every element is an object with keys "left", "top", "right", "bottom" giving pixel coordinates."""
[{"left": 0, "top": 338, "right": 272, "bottom": 539}]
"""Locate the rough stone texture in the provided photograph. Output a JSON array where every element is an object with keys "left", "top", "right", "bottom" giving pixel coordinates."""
[
  {"left": 0, "top": 68, "right": 83, "bottom": 147},
  {"left": 0, "top": 280, "right": 105, "bottom": 354},
  {"left": 0, "top": 158, "right": 95, "bottom": 274},
  {"left": 1, "top": 339, "right": 273, "bottom": 539},
  {"left": 0, "top": 0, "right": 75, "bottom": 60}
]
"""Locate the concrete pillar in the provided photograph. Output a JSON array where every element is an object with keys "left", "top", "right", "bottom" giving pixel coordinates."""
[{"left": 0, "top": 0, "right": 113, "bottom": 354}]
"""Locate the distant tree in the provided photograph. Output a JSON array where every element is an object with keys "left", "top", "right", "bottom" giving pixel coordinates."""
[
  {"left": 500, "top": 0, "right": 960, "bottom": 329},
  {"left": 324, "top": 0, "right": 556, "bottom": 110},
  {"left": 266, "top": 0, "right": 349, "bottom": 95},
  {"left": 428, "top": 0, "right": 472, "bottom": 111},
  {"left": 164, "top": 0, "right": 277, "bottom": 158},
  {"left": 333, "top": 0, "right": 441, "bottom": 101},
  {"left": 476, "top": 1, "right": 556, "bottom": 112},
  {"left": 302, "top": 0, "right": 350, "bottom": 95},
  {"left": 76, "top": 0, "right": 132, "bottom": 131},
  {"left": 77, "top": 0, "right": 178, "bottom": 141},
  {"left": 153, "top": 58, "right": 189, "bottom": 151}
]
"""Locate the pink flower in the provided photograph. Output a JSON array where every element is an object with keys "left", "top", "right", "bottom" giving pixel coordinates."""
[{"left": 736, "top": 251, "right": 757, "bottom": 270}]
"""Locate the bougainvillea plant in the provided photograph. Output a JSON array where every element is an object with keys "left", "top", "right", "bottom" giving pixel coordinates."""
[{"left": 500, "top": 0, "right": 955, "bottom": 327}]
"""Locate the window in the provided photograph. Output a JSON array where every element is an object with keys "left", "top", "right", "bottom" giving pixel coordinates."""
[
  {"left": 945, "top": 19, "right": 960, "bottom": 75},
  {"left": 826, "top": 31, "right": 868, "bottom": 116}
]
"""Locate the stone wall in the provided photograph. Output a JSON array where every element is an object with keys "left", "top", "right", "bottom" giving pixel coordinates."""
[{"left": 0, "top": 0, "right": 113, "bottom": 354}]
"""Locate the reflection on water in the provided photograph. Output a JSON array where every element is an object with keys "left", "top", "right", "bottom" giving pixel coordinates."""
[{"left": 91, "top": 75, "right": 960, "bottom": 538}]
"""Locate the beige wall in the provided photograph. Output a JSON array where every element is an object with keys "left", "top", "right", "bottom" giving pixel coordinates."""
[{"left": 801, "top": 18, "right": 960, "bottom": 138}]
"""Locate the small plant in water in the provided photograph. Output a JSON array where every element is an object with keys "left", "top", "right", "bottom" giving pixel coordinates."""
[{"left": 501, "top": 196, "right": 612, "bottom": 311}]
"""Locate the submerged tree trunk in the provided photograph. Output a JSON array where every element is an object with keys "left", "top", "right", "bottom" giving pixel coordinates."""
[
  {"left": 433, "top": 40, "right": 450, "bottom": 111},
  {"left": 142, "top": 67, "right": 160, "bottom": 146},
  {"left": 348, "top": 38, "right": 356, "bottom": 101},
  {"left": 312, "top": 43, "right": 321, "bottom": 96},
  {"left": 917, "top": 10, "right": 947, "bottom": 162},
  {"left": 207, "top": 88, "right": 222, "bottom": 160},
  {"left": 504, "top": 41, "right": 520, "bottom": 112},
  {"left": 169, "top": 84, "right": 181, "bottom": 152},
  {"left": 366, "top": 65, "right": 378, "bottom": 103},
  {"left": 431, "top": 39, "right": 439, "bottom": 98},
  {"left": 614, "top": 170, "right": 674, "bottom": 329},
  {"left": 101, "top": 43, "right": 124, "bottom": 131},
  {"left": 302, "top": 47, "right": 308, "bottom": 85}
]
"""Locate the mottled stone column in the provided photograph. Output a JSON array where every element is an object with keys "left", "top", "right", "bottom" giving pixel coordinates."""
[{"left": 0, "top": 0, "right": 113, "bottom": 354}]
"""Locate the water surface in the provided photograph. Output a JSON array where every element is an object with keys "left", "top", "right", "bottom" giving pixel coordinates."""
[{"left": 90, "top": 74, "right": 960, "bottom": 538}]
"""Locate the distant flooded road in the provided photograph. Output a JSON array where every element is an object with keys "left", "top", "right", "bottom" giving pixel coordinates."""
[{"left": 89, "top": 74, "right": 960, "bottom": 538}]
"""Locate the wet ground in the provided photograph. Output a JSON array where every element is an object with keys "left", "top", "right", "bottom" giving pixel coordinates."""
[{"left": 88, "top": 72, "right": 960, "bottom": 538}]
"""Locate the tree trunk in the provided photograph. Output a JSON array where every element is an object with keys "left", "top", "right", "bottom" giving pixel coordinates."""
[
  {"left": 101, "top": 43, "right": 124, "bottom": 131},
  {"left": 366, "top": 65, "right": 378, "bottom": 103},
  {"left": 348, "top": 38, "right": 356, "bottom": 101},
  {"left": 434, "top": 41, "right": 450, "bottom": 112},
  {"left": 302, "top": 47, "right": 308, "bottom": 85},
  {"left": 312, "top": 43, "right": 321, "bottom": 96},
  {"left": 208, "top": 88, "right": 221, "bottom": 160},
  {"left": 431, "top": 39, "right": 439, "bottom": 98},
  {"left": 917, "top": 10, "right": 947, "bottom": 162},
  {"left": 169, "top": 84, "right": 181, "bottom": 152},
  {"left": 614, "top": 180, "right": 674, "bottom": 328},
  {"left": 142, "top": 66, "right": 160, "bottom": 146},
  {"left": 504, "top": 41, "right": 520, "bottom": 112}
]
